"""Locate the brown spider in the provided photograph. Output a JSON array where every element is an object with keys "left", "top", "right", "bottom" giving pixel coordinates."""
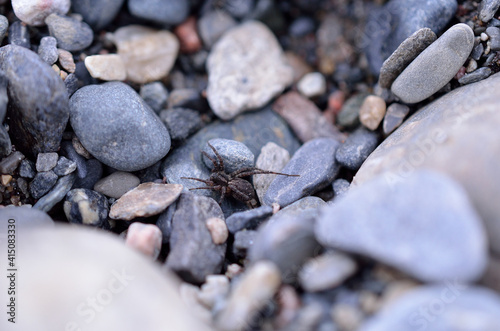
[{"left": 181, "top": 142, "right": 299, "bottom": 207}]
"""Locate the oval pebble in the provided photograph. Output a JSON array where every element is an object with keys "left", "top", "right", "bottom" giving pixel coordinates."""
[
  {"left": 71, "top": 0, "right": 125, "bottom": 30},
  {"left": 93, "top": 171, "right": 140, "bottom": 199},
  {"left": 45, "top": 13, "right": 94, "bottom": 51},
  {"left": 202, "top": 139, "right": 254, "bottom": 173},
  {"left": 12, "top": 0, "right": 70, "bottom": 26},
  {"left": 64, "top": 188, "right": 109, "bottom": 228}
]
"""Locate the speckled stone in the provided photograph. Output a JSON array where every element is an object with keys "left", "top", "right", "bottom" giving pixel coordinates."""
[
  {"left": 12, "top": 0, "right": 70, "bottom": 26},
  {"left": 94, "top": 171, "right": 140, "bottom": 199},
  {"left": 33, "top": 173, "right": 75, "bottom": 212},
  {"left": 64, "top": 188, "right": 109, "bottom": 227},
  {"left": 45, "top": 13, "right": 93, "bottom": 51},
  {"left": 18, "top": 159, "right": 35, "bottom": 178},
  {"left": 52, "top": 156, "right": 76, "bottom": 176},
  {"left": 254, "top": 142, "right": 291, "bottom": 204},
  {"left": 458, "top": 67, "right": 492, "bottom": 85},
  {"left": 29, "top": 171, "right": 58, "bottom": 199},
  {"left": 202, "top": 139, "right": 254, "bottom": 174},
  {"left": 36, "top": 152, "right": 59, "bottom": 172}
]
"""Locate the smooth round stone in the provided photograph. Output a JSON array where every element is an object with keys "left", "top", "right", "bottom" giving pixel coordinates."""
[
  {"left": 359, "top": 95, "right": 386, "bottom": 130},
  {"left": 64, "top": 188, "right": 109, "bottom": 227},
  {"left": 202, "top": 139, "right": 254, "bottom": 173},
  {"left": 128, "top": 0, "right": 189, "bottom": 26},
  {"left": 38, "top": 36, "right": 58, "bottom": 65},
  {"left": 71, "top": 0, "right": 125, "bottom": 30},
  {"left": 12, "top": 0, "right": 70, "bottom": 26},
  {"left": 206, "top": 21, "right": 293, "bottom": 120},
  {"left": 84, "top": 54, "right": 126, "bottom": 81},
  {"left": 297, "top": 72, "right": 327, "bottom": 98},
  {"left": 94, "top": 171, "right": 140, "bottom": 199},
  {"left": 391, "top": 24, "right": 474, "bottom": 104},
  {"left": 45, "top": 13, "right": 94, "bottom": 51},
  {"left": 335, "top": 128, "right": 379, "bottom": 170},
  {"left": 125, "top": 223, "right": 162, "bottom": 259},
  {"left": 382, "top": 103, "right": 410, "bottom": 135},
  {"left": 69, "top": 82, "right": 170, "bottom": 171},
  {"left": 317, "top": 170, "right": 487, "bottom": 283},
  {"left": 360, "top": 285, "right": 500, "bottom": 331},
  {"left": 254, "top": 142, "right": 290, "bottom": 204}
]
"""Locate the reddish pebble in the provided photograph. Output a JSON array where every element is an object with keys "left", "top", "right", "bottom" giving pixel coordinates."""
[
  {"left": 125, "top": 223, "right": 162, "bottom": 259},
  {"left": 455, "top": 66, "right": 466, "bottom": 80},
  {"left": 174, "top": 16, "right": 202, "bottom": 53},
  {"left": 328, "top": 90, "right": 345, "bottom": 115}
]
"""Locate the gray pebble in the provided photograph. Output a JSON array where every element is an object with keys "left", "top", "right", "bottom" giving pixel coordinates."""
[
  {"left": 165, "top": 193, "right": 226, "bottom": 284},
  {"left": 198, "top": 10, "right": 237, "bottom": 49},
  {"left": 202, "top": 139, "right": 254, "bottom": 173},
  {"left": 226, "top": 205, "right": 273, "bottom": 234},
  {"left": 128, "top": 0, "right": 189, "bottom": 26},
  {"left": 335, "top": 128, "right": 379, "bottom": 170},
  {"left": 254, "top": 142, "right": 290, "bottom": 205},
  {"left": 93, "top": 171, "right": 140, "bottom": 199},
  {"left": 38, "top": 36, "right": 58, "bottom": 65},
  {"left": 264, "top": 138, "right": 340, "bottom": 208},
  {"left": 489, "top": 17, "right": 500, "bottom": 27},
  {"left": 53, "top": 156, "right": 77, "bottom": 176},
  {"left": 64, "top": 73, "right": 79, "bottom": 97},
  {"left": 0, "top": 15, "right": 8, "bottom": 44},
  {"left": 0, "top": 206, "right": 53, "bottom": 230},
  {"left": 36, "top": 152, "right": 59, "bottom": 172},
  {"left": 140, "top": 82, "right": 168, "bottom": 114},
  {"left": 64, "top": 188, "right": 109, "bottom": 228},
  {"left": 273, "top": 196, "right": 326, "bottom": 220},
  {"left": 60, "top": 141, "right": 87, "bottom": 179},
  {"left": 156, "top": 200, "right": 177, "bottom": 244},
  {"left": 0, "top": 151, "right": 25, "bottom": 174},
  {"left": 33, "top": 173, "right": 75, "bottom": 212},
  {"left": 73, "top": 158, "right": 103, "bottom": 190},
  {"left": 337, "top": 93, "right": 369, "bottom": 129},
  {"left": 167, "top": 88, "right": 207, "bottom": 111},
  {"left": 383, "top": 103, "right": 410, "bottom": 135},
  {"left": 332, "top": 179, "right": 350, "bottom": 198},
  {"left": 233, "top": 230, "right": 257, "bottom": 259},
  {"left": 480, "top": 0, "right": 500, "bottom": 22},
  {"left": 458, "top": 67, "right": 492, "bottom": 85},
  {"left": 159, "top": 108, "right": 204, "bottom": 144},
  {"left": 471, "top": 43, "right": 484, "bottom": 61},
  {"left": 45, "top": 13, "right": 93, "bottom": 51},
  {"left": 486, "top": 26, "right": 500, "bottom": 50},
  {"left": 19, "top": 159, "right": 36, "bottom": 178},
  {"left": 8, "top": 21, "right": 30, "bottom": 48},
  {"left": 0, "top": 126, "right": 10, "bottom": 158},
  {"left": 29, "top": 171, "right": 58, "bottom": 199},
  {"left": 71, "top": 0, "right": 125, "bottom": 30}
]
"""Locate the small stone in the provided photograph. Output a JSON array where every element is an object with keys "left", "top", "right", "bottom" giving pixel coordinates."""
[
  {"left": 57, "top": 49, "right": 75, "bottom": 73},
  {"left": 471, "top": 43, "right": 484, "bottom": 61},
  {"left": 206, "top": 217, "right": 228, "bottom": 245},
  {"left": 174, "top": 16, "right": 202, "bottom": 53},
  {"left": 45, "top": 13, "right": 93, "bottom": 51},
  {"left": 84, "top": 54, "right": 126, "bottom": 81},
  {"left": 29, "top": 171, "right": 58, "bottom": 199},
  {"left": 337, "top": 93, "right": 369, "bottom": 129},
  {"left": 38, "top": 36, "right": 58, "bottom": 65},
  {"left": 206, "top": 21, "right": 293, "bottom": 120},
  {"left": 486, "top": 27, "right": 500, "bottom": 51},
  {"left": 71, "top": 136, "right": 91, "bottom": 159},
  {"left": 140, "top": 82, "right": 169, "bottom": 114},
  {"left": 128, "top": 0, "right": 189, "bottom": 26},
  {"left": 159, "top": 108, "right": 203, "bottom": 144},
  {"left": 156, "top": 201, "right": 177, "bottom": 244},
  {"left": 33, "top": 173, "right": 75, "bottom": 212},
  {"left": 215, "top": 261, "right": 281, "bottom": 331},
  {"left": 379, "top": 28, "right": 436, "bottom": 89},
  {"left": 64, "top": 188, "right": 109, "bottom": 228},
  {"left": 297, "top": 72, "right": 327, "bottom": 98},
  {"left": 113, "top": 25, "right": 179, "bottom": 84},
  {"left": 458, "top": 67, "right": 493, "bottom": 85},
  {"left": 94, "top": 171, "right": 140, "bottom": 199},
  {"left": 202, "top": 139, "right": 254, "bottom": 174},
  {"left": 71, "top": 0, "right": 125, "bottom": 30},
  {"left": 284, "top": 51, "right": 313, "bottom": 83},
  {"left": 332, "top": 304, "right": 363, "bottom": 331},
  {"left": 273, "top": 196, "right": 326, "bottom": 220},
  {"left": 36, "top": 152, "right": 59, "bottom": 172},
  {"left": 167, "top": 88, "right": 205, "bottom": 110},
  {"left": 226, "top": 205, "right": 273, "bottom": 234},
  {"left": 233, "top": 230, "right": 257, "bottom": 258},
  {"left": 197, "top": 275, "right": 230, "bottom": 310},
  {"left": 482, "top": 32, "right": 489, "bottom": 41},
  {"left": 480, "top": 0, "right": 500, "bottom": 22},
  {"left": 382, "top": 103, "right": 410, "bottom": 135},
  {"left": 198, "top": 10, "right": 237, "bottom": 49},
  {"left": 336, "top": 128, "right": 379, "bottom": 170},
  {"left": 273, "top": 91, "right": 345, "bottom": 143},
  {"left": 1, "top": 174, "right": 11, "bottom": 186},
  {"left": 466, "top": 58, "right": 478, "bottom": 73},
  {"left": 109, "top": 183, "right": 182, "bottom": 220},
  {"left": 12, "top": 0, "right": 70, "bottom": 26},
  {"left": 18, "top": 159, "right": 35, "bottom": 178},
  {"left": 0, "top": 15, "right": 8, "bottom": 44},
  {"left": 52, "top": 156, "right": 76, "bottom": 176},
  {"left": 264, "top": 138, "right": 340, "bottom": 208},
  {"left": 125, "top": 223, "right": 162, "bottom": 259},
  {"left": 391, "top": 24, "right": 475, "bottom": 104},
  {"left": 254, "top": 142, "right": 290, "bottom": 204},
  {"left": 359, "top": 95, "right": 386, "bottom": 131},
  {"left": 221, "top": 0, "right": 254, "bottom": 18},
  {"left": 0, "top": 151, "right": 25, "bottom": 174},
  {"left": 8, "top": 21, "right": 31, "bottom": 48},
  {"left": 64, "top": 73, "right": 78, "bottom": 96},
  {"left": 332, "top": 178, "right": 350, "bottom": 198}
]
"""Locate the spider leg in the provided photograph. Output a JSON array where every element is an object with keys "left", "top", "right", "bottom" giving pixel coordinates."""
[
  {"left": 231, "top": 167, "right": 300, "bottom": 179},
  {"left": 181, "top": 177, "right": 212, "bottom": 184},
  {"left": 201, "top": 151, "right": 223, "bottom": 172},
  {"left": 218, "top": 186, "right": 227, "bottom": 205},
  {"left": 207, "top": 142, "right": 225, "bottom": 172},
  {"left": 189, "top": 185, "right": 222, "bottom": 191}
]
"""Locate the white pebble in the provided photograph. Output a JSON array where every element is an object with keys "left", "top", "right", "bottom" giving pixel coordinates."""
[
  {"left": 85, "top": 54, "right": 126, "bottom": 81},
  {"left": 481, "top": 32, "right": 489, "bottom": 41},
  {"left": 297, "top": 72, "right": 327, "bottom": 98},
  {"left": 205, "top": 217, "right": 228, "bottom": 245},
  {"left": 12, "top": 0, "right": 70, "bottom": 26},
  {"left": 125, "top": 223, "right": 162, "bottom": 259}
]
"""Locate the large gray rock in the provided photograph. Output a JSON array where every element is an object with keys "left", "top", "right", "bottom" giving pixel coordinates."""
[
  {"left": 317, "top": 170, "right": 487, "bottom": 283},
  {"left": 70, "top": 82, "right": 170, "bottom": 171},
  {"left": 71, "top": 0, "right": 125, "bottom": 30},
  {"left": 353, "top": 72, "right": 500, "bottom": 256}
]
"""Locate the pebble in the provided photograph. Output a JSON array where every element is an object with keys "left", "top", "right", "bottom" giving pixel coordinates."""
[
  {"left": 233, "top": 230, "right": 257, "bottom": 258},
  {"left": 69, "top": 82, "right": 170, "bottom": 171},
  {"left": 273, "top": 91, "right": 345, "bottom": 143},
  {"left": 198, "top": 10, "right": 237, "bottom": 49},
  {"left": 112, "top": 25, "right": 179, "bottom": 84},
  {"left": 337, "top": 93, "right": 369, "bottom": 129},
  {"left": 8, "top": 21, "right": 30, "bottom": 48},
  {"left": 174, "top": 16, "right": 202, "bottom": 53},
  {"left": 221, "top": 0, "right": 254, "bottom": 18},
  {"left": 264, "top": 138, "right": 340, "bottom": 208},
  {"left": 18, "top": 159, "right": 35, "bottom": 178},
  {"left": 383, "top": 103, "right": 410, "bottom": 135},
  {"left": 335, "top": 128, "right": 379, "bottom": 170},
  {"left": 359, "top": 95, "right": 386, "bottom": 130},
  {"left": 128, "top": 0, "right": 189, "bottom": 26},
  {"left": 202, "top": 139, "right": 254, "bottom": 173},
  {"left": 206, "top": 21, "right": 293, "bottom": 120},
  {"left": 0, "top": 206, "right": 53, "bottom": 229},
  {"left": 159, "top": 108, "right": 204, "bottom": 144},
  {"left": 38, "top": 36, "right": 58, "bottom": 65},
  {"left": 125, "top": 223, "right": 162, "bottom": 259},
  {"left": 458, "top": 66, "right": 493, "bottom": 85},
  {"left": 109, "top": 183, "right": 182, "bottom": 221},
  {"left": 93, "top": 171, "right": 140, "bottom": 199},
  {"left": 480, "top": 0, "right": 500, "bottom": 22},
  {"left": 36, "top": 152, "right": 59, "bottom": 172},
  {"left": 197, "top": 275, "right": 230, "bottom": 309},
  {"left": 45, "top": 13, "right": 93, "bottom": 51},
  {"left": 71, "top": 0, "right": 125, "bottom": 30},
  {"left": 317, "top": 170, "right": 487, "bottom": 282},
  {"left": 12, "top": 0, "right": 70, "bottom": 26},
  {"left": 0, "top": 151, "right": 24, "bottom": 174},
  {"left": 167, "top": 88, "right": 205, "bottom": 110},
  {"left": 206, "top": 217, "right": 228, "bottom": 245},
  {"left": 64, "top": 73, "right": 78, "bottom": 96},
  {"left": 0, "top": 128, "right": 10, "bottom": 158},
  {"left": 378, "top": 28, "right": 436, "bottom": 89},
  {"left": 226, "top": 205, "right": 273, "bottom": 234},
  {"left": 297, "top": 72, "right": 327, "bottom": 98},
  {"left": 289, "top": 16, "right": 315, "bottom": 37},
  {"left": 0, "top": 15, "right": 8, "bottom": 44},
  {"left": 165, "top": 193, "right": 226, "bottom": 284},
  {"left": 140, "top": 82, "right": 169, "bottom": 114},
  {"left": 84, "top": 54, "right": 126, "bottom": 81},
  {"left": 73, "top": 158, "right": 102, "bottom": 190},
  {"left": 52, "top": 156, "right": 76, "bottom": 176},
  {"left": 57, "top": 49, "right": 75, "bottom": 73},
  {"left": 273, "top": 196, "right": 326, "bottom": 221},
  {"left": 33, "top": 173, "right": 75, "bottom": 212},
  {"left": 486, "top": 27, "right": 500, "bottom": 50},
  {"left": 156, "top": 201, "right": 177, "bottom": 244},
  {"left": 471, "top": 43, "right": 484, "bottom": 61},
  {"left": 392, "top": 24, "right": 475, "bottom": 104},
  {"left": 64, "top": 188, "right": 109, "bottom": 227},
  {"left": 360, "top": 285, "right": 500, "bottom": 331},
  {"left": 215, "top": 261, "right": 281, "bottom": 331},
  {"left": 29, "top": 171, "right": 58, "bottom": 199},
  {"left": 466, "top": 58, "right": 478, "bottom": 73},
  {"left": 1, "top": 45, "right": 69, "bottom": 157},
  {"left": 254, "top": 142, "right": 290, "bottom": 204},
  {"left": 284, "top": 51, "right": 313, "bottom": 83},
  {"left": 332, "top": 178, "right": 350, "bottom": 198}
]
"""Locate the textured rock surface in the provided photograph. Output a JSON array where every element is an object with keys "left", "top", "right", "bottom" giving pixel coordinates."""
[
  {"left": 201, "top": 139, "right": 254, "bottom": 174},
  {"left": 45, "top": 13, "right": 94, "bottom": 51},
  {"left": 64, "top": 188, "right": 109, "bottom": 227},
  {"left": 254, "top": 142, "right": 290, "bottom": 204}
]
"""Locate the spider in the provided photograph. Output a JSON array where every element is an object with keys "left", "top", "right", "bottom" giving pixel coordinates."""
[{"left": 181, "top": 142, "right": 299, "bottom": 207}]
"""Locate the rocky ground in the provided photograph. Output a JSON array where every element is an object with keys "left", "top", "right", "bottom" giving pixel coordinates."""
[{"left": 1, "top": 0, "right": 500, "bottom": 330}]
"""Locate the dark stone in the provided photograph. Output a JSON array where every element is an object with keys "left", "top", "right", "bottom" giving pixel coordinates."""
[
  {"left": 73, "top": 158, "right": 103, "bottom": 190},
  {"left": 45, "top": 13, "right": 94, "bottom": 51},
  {"left": 0, "top": 72, "right": 7, "bottom": 122},
  {"left": 64, "top": 73, "right": 79, "bottom": 97},
  {"left": 71, "top": 0, "right": 125, "bottom": 30},
  {"left": 140, "top": 82, "right": 169, "bottom": 114},
  {"left": 289, "top": 17, "right": 315, "bottom": 37},
  {"left": 335, "top": 128, "right": 379, "bottom": 170},
  {"left": 233, "top": 230, "right": 257, "bottom": 259},
  {"left": 36, "top": 152, "right": 59, "bottom": 172},
  {"left": 33, "top": 173, "right": 76, "bottom": 212},
  {"left": 222, "top": 0, "right": 254, "bottom": 18},
  {"left": 471, "top": 43, "right": 484, "bottom": 61},
  {"left": 8, "top": 21, "right": 30, "bottom": 48},
  {"left": 486, "top": 26, "right": 500, "bottom": 51},
  {"left": 136, "top": 160, "right": 162, "bottom": 183},
  {"left": 0, "top": 151, "right": 24, "bottom": 174},
  {"left": 480, "top": 0, "right": 500, "bottom": 22},
  {"left": 264, "top": 138, "right": 340, "bottom": 208},
  {"left": 202, "top": 138, "right": 254, "bottom": 173},
  {"left": 337, "top": 93, "right": 369, "bottom": 129},
  {"left": 1, "top": 45, "right": 69, "bottom": 157},
  {"left": 167, "top": 88, "right": 208, "bottom": 112},
  {"left": 60, "top": 141, "right": 87, "bottom": 180},
  {"left": 458, "top": 67, "right": 493, "bottom": 85},
  {"left": 156, "top": 200, "right": 177, "bottom": 244},
  {"left": 0, "top": 15, "right": 8, "bottom": 44},
  {"left": 29, "top": 171, "right": 58, "bottom": 199},
  {"left": 53, "top": 156, "right": 77, "bottom": 176},
  {"left": 38, "top": 36, "right": 58, "bottom": 65},
  {"left": 128, "top": 0, "right": 190, "bottom": 26},
  {"left": 165, "top": 193, "right": 226, "bottom": 284},
  {"left": 64, "top": 188, "right": 109, "bottom": 228},
  {"left": 19, "top": 159, "right": 35, "bottom": 178},
  {"left": 198, "top": 10, "right": 237, "bottom": 49},
  {"left": 226, "top": 205, "right": 273, "bottom": 234},
  {"left": 159, "top": 108, "right": 204, "bottom": 144},
  {"left": 0, "top": 126, "right": 11, "bottom": 158},
  {"left": 332, "top": 178, "right": 350, "bottom": 198}
]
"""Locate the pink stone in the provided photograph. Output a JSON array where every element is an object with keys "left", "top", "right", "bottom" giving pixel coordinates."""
[{"left": 125, "top": 223, "right": 162, "bottom": 259}]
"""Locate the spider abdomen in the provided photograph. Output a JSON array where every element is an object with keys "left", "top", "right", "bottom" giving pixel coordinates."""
[{"left": 228, "top": 178, "right": 256, "bottom": 202}]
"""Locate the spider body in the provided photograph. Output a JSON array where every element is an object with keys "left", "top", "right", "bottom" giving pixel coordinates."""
[{"left": 181, "top": 142, "right": 298, "bottom": 207}]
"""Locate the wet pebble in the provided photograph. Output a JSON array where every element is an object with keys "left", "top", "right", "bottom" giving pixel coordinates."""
[
  {"left": 297, "top": 72, "right": 326, "bottom": 98},
  {"left": 64, "top": 188, "right": 109, "bottom": 227},
  {"left": 36, "top": 152, "right": 58, "bottom": 172},
  {"left": 254, "top": 142, "right": 290, "bottom": 204},
  {"left": 202, "top": 139, "right": 254, "bottom": 173},
  {"left": 332, "top": 178, "right": 350, "bottom": 198},
  {"left": 159, "top": 108, "right": 204, "bottom": 144},
  {"left": 18, "top": 158, "right": 35, "bottom": 178},
  {"left": 33, "top": 173, "right": 75, "bottom": 212},
  {"left": 38, "top": 36, "right": 58, "bottom": 65},
  {"left": 125, "top": 223, "right": 162, "bottom": 259},
  {"left": 93, "top": 171, "right": 140, "bottom": 199},
  {"left": 480, "top": 0, "right": 500, "bottom": 22},
  {"left": 128, "top": 0, "right": 189, "bottom": 26},
  {"left": 226, "top": 205, "right": 273, "bottom": 234},
  {"left": 84, "top": 54, "right": 126, "bottom": 81},
  {"left": 52, "top": 156, "right": 76, "bottom": 176},
  {"left": 458, "top": 67, "right": 492, "bottom": 85},
  {"left": 12, "top": 0, "right": 70, "bottom": 26},
  {"left": 382, "top": 103, "right": 410, "bottom": 135},
  {"left": 198, "top": 10, "right": 237, "bottom": 49},
  {"left": 45, "top": 13, "right": 93, "bottom": 51},
  {"left": 29, "top": 171, "right": 58, "bottom": 199},
  {"left": 140, "top": 82, "right": 169, "bottom": 114},
  {"left": 359, "top": 95, "right": 386, "bottom": 130},
  {"left": 336, "top": 128, "right": 379, "bottom": 170},
  {"left": 71, "top": 0, "right": 125, "bottom": 30},
  {"left": 0, "top": 151, "right": 24, "bottom": 174}
]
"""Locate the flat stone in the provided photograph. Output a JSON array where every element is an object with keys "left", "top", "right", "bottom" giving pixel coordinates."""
[
  {"left": 297, "top": 72, "right": 327, "bottom": 98},
  {"left": 335, "top": 128, "right": 379, "bottom": 170},
  {"left": 109, "top": 183, "right": 182, "bottom": 220},
  {"left": 140, "top": 82, "right": 169, "bottom": 114},
  {"left": 359, "top": 95, "right": 386, "bottom": 130},
  {"left": 471, "top": 43, "right": 484, "bottom": 61},
  {"left": 201, "top": 139, "right": 254, "bottom": 174},
  {"left": 458, "top": 66, "right": 492, "bottom": 85},
  {"left": 198, "top": 10, "right": 237, "bottom": 49},
  {"left": 45, "top": 13, "right": 93, "bottom": 51},
  {"left": 52, "top": 156, "right": 76, "bottom": 176},
  {"left": 94, "top": 171, "right": 140, "bottom": 199},
  {"left": 0, "top": 151, "right": 24, "bottom": 175},
  {"left": 159, "top": 108, "right": 204, "bottom": 144},
  {"left": 226, "top": 205, "right": 273, "bottom": 234},
  {"left": 57, "top": 49, "right": 75, "bottom": 73},
  {"left": 206, "top": 21, "right": 293, "bottom": 120},
  {"left": 64, "top": 188, "right": 109, "bottom": 228},
  {"left": 254, "top": 142, "right": 291, "bottom": 204},
  {"left": 69, "top": 82, "right": 170, "bottom": 171},
  {"left": 128, "top": 0, "right": 189, "bottom": 26},
  {"left": 382, "top": 103, "right": 410, "bottom": 135},
  {"left": 38, "top": 36, "right": 58, "bottom": 65},
  {"left": 392, "top": 24, "right": 474, "bottom": 104},
  {"left": 480, "top": 0, "right": 500, "bottom": 22},
  {"left": 29, "top": 171, "right": 58, "bottom": 199},
  {"left": 379, "top": 28, "right": 436, "bottom": 89},
  {"left": 264, "top": 138, "right": 340, "bottom": 208},
  {"left": 36, "top": 152, "right": 59, "bottom": 172},
  {"left": 84, "top": 54, "right": 126, "bottom": 81},
  {"left": 125, "top": 223, "right": 162, "bottom": 259},
  {"left": 33, "top": 173, "right": 75, "bottom": 212},
  {"left": 71, "top": 0, "right": 125, "bottom": 30},
  {"left": 12, "top": 0, "right": 70, "bottom": 26},
  {"left": 113, "top": 25, "right": 179, "bottom": 84},
  {"left": 317, "top": 170, "right": 487, "bottom": 282}
]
